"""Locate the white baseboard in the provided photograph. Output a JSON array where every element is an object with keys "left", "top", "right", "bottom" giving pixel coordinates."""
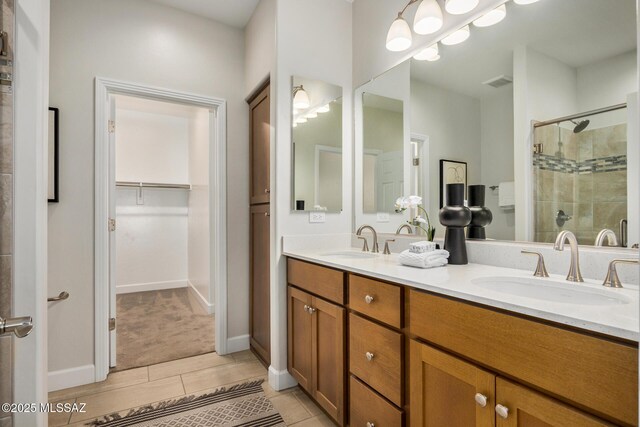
[
  {"left": 48, "top": 364, "right": 95, "bottom": 392},
  {"left": 187, "top": 281, "right": 214, "bottom": 314},
  {"left": 268, "top": 366, "right": 298, "bottom": 391},
  {"left": 116, "top": 279, "right": 187, "bottom": 294},
  {"left": 226, "top": 334, "right": 250, "bottom": 354}
]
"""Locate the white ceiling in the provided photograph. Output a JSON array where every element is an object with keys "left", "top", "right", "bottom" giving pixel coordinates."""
[
  {"left": 149, "top": 0, "right": 259, "bottom": 28},
  {"left": 410, "top": 0, "right": 637, "bottom": 99}
]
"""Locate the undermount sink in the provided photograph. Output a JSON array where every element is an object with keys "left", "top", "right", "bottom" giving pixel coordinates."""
[
  {"left": 472, "top": 276, "right": 631, "bottom": 306},
  {"left": 321, "top": 251, "right": 378, "bottom": 259}
]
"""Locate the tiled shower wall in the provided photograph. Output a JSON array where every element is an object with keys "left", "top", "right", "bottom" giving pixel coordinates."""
[
  {"left": 534, "top": 123, "right": 628, "bottom": 245},
  {"left": 0, "top": 0, "right": 13, "bottom": 425}
]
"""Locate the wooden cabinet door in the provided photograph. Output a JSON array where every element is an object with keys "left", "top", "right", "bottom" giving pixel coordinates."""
[
  {"left": 495, "top": 378, "right": 614, "bottom": 427},
  {"left": 287, "top": 286, "right": 313, "bottom": 390},
  {"left": 249, "top": 84, "right": 270, "bottom": 205},
  {"left": 250, "top": 204, "right": 270, "bottom": 363},
  {"left": 410, "top": 339, "right": 495, "bottom": 427},
  {"left": 312, "top": 296, "right": 345, "bottom": 425}
]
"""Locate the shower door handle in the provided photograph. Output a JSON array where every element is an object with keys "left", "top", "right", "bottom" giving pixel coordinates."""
[{"left": 620, "top": 219, "right": 628, "bottom": 248}]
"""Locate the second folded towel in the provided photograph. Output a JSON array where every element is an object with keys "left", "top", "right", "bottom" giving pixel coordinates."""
[{"left": 399, "top": 249, "right": 449, "bottom": 269}]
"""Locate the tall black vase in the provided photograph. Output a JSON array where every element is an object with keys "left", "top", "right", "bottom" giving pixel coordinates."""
[
  {"left": 439, "top": 183, "right": 472, "bottom": 265},
  {"left": 467, "top": 185, "right": 493, "bottom": 240}
]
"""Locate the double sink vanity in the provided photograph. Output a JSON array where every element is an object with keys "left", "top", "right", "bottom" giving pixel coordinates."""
[{"left": 283, "top": 233, "right": 639, "bottom": 427}]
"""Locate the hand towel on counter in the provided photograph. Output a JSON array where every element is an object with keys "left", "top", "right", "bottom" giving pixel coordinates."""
[
  {"left": 498, "top": 181, "right": 515, "bottom": 208},
  {"left": 399, "top": 249, "right": 449, "bottom": 269},
  {"left": 409, "top": 241, "right": 437, "bottom": 253}
]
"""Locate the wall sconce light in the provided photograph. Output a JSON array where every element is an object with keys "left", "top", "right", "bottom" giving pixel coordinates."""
[{"left": 293, "top": 85, "right": 310, "bottom": 109}]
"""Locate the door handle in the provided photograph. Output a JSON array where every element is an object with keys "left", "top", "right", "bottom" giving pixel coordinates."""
[
  {"left": 0, "top": 316, "right": 33, "bottom": 338},
  {"left": 48, "top": 291, "right": 70, "bottom": 302}
]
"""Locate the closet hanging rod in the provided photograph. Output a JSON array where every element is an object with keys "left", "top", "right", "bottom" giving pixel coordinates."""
[{"left": 116, "top": 181, "right": 192, "bottom": 190}]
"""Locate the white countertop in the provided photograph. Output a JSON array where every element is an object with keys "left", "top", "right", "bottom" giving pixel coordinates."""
[{"left": 283, "top": 247, "right": 639, "bottom": 342}]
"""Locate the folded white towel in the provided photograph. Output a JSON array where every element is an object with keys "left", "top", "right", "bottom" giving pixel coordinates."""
[
  {"left": 399, "top": 249, "right": 449, "bottom": 269},
  {"left": 409, "top": 241, "right": 436, "bottom": 253}
]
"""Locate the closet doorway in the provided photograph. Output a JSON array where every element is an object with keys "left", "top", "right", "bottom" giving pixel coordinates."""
[{"left": 94, "top": 79, "right": 228, "bottom": 380}]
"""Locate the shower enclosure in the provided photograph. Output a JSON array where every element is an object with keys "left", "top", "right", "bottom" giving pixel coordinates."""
[{"left": 532, "top": 104, "right": 629, "bottom": 246}]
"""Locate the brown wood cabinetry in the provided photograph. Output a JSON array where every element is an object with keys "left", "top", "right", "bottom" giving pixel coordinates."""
[
  {"left": 350, "top": 376, "right": 403, "bottom": 427},
  {"left": 249, "top": 204, "right": 270, "bottom": 364},
  {"left": 287, "top": 262, "right": 346, "bottom": 426},
  {"left": 249, "top": 84, "right": 270, "bottom": 205}
]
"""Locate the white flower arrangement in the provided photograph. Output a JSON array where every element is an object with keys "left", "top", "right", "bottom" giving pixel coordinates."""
[{"left": 394, "top": 195, "right": 436, "bottom": 241}]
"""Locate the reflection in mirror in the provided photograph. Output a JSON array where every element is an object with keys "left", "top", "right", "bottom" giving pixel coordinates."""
[
  {"left": 292, "top": 76, "right": 342, "bottom": 212},
  {"left": 362, "top": 93, "right": 404, "bottom": 213},
  {"left": 353, "top": 0, "right": 638, "bottom": 248}
]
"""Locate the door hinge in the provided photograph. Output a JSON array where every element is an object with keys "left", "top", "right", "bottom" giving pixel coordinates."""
[
  {"left": 108, "top": 120, "right": 115, "bottom": 133},
  {"left": 109, "top": 317, "right": 116, "bottom": 331},
  {"left": 533, "top": 143, "right": 543, "bottom": 154},
  {"left": 108, "top": 218, "right": 116, "bottom": 232},
  {"left": 413, "top": 158, "right": 420, "bottom": 166}
]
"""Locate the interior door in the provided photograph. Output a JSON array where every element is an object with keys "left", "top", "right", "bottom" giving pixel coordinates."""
[
  {"left": 377, "top": 150, "right": 404, "bottom": 212},
  {"left": 108, "top": 95, "right": 117, "bottom": 367}
]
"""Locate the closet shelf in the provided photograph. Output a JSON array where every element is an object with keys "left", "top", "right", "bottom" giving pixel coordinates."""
[{"left": 116, "top": 181, "right": 192, "bottom": 190}]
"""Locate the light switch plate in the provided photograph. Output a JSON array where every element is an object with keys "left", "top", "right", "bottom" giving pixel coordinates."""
[
  {"left": 376, "top": 212, "right": 390, "bottom": 222},
  {"left": 309, "top": 211, "right": 326, "bottom": 223}
]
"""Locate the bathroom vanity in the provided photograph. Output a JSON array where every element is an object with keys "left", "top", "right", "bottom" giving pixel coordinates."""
[{"left": 284, "top": 251, "right": 639, "bottom": 427}]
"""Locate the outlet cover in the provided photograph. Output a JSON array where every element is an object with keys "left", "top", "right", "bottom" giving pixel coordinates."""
[
  {"left": 309, "top": 211, "right": 326, "bottom": 223},
  {"left": 376, "top": 212, "right": 390, "bottom": 222}
]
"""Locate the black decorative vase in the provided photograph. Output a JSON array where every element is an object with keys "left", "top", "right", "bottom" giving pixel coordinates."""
[
  {"left": 467, "top": 185, "right": 493, "bottom": 240},
  {"left": 439, "top": 183, "right": 472, "bottom": 265}
]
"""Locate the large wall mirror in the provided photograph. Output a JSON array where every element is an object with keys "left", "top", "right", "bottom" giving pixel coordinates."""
[
  {"left": 292, "top": 76, "right": 343, "bottom": 212},
  {"left": 354, "top": 0, "right": 638, "bottom": 248}
]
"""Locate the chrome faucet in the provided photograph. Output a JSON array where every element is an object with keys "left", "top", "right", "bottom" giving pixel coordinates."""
[
  {"left": 594, "top": 229, "right": 619, "bottom": 247},
  {"left": 357, "top": 224, "right": 379, "bottom": 253},
  {"left": 553, "top": 231, "right": 583, "bottom": 282},
  {"left": 395, "top": 224, "right": 413, "bottom": 235}
]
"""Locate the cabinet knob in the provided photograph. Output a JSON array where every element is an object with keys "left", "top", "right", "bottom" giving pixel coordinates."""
[
  {"left": 303, "top": 304, "right": 310, "bottom": 313},
  {"left": 495, "top": 404, "right": 509, "bottom": 419},
  {"left": 366, "top": 422, "right": 375, "bottom": 427},
  {"left": 264, "top": 188, "right": 270, "bottom": 194},
  {"left": 308, "top": 307, "right": 316, "bottom": 314},
  {"left": 364, "top": 295, "right": 374, "bottom": 304},
  {"left": 365, "top": 351, "right": 374, "bottom": 361},
  {"left": 474, "top": 393, "right": 488, "bottom": 407}
]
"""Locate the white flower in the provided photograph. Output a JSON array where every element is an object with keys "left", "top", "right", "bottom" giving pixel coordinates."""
[
  {"left": 395, "top": 196, "right": 409, "bottom": 212},
  {"left": 407, "top": 195, "right": 422, "bottom": 208},
  {"left": 413, "top": 215, "right": 427, "bottom": 224}
]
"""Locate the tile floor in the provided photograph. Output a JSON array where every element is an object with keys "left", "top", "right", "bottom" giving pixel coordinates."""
[{"left": 48, "top": 351, "right": 333, "bottom": 426}]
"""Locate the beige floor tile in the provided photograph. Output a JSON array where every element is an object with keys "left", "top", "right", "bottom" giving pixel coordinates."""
[
  {"left": 69, "top": 376, "right": 184, "bottom": 424},
  {"left": 292, "top": 388, "right": 322, "bottom": 416},
  {"left": 47, "top": 399, "right": 75, "bottom": 427},
  {"left": 181, "top": 360, "right": 267, "bottom": 394},
  {"left": 148, "top": 352, "right": 235, "bottom": 381},
  {"left": 289, "top": 413, "right": 335, "bottom": 426},
  {"left": 269, "top": 392, "right": 313, "bottom": 425},
  {"left": 231, "top": 349, "right": 258, "bottom": 362},
  {"left": 48, "top": 367, "right": 149, "bottom": 402}
]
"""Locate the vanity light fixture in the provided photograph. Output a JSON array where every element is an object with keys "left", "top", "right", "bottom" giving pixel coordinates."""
[
  {"left": 293, "top": 85, "right": 310, "bottom": 109},
  {"left": 445, "top": 0, "right": 479, "bottom": 15},
  {"left": 473, "top": 4, "right": 506, "bottom": 27},
  {"left": 306, "top": 110, "right": 318, "bottom": 119},
  {"left": 296, "top": 116, "right": 308, "bottom": 124},
  {"left": 292, "top": 122, "right": 298, "bottom": 128},
  {"left": 386, "top": 12, "right": 413, "bottom": 51},
  {"left": 317, "top": 104, "right": 331, "bottom": 113},
  {"left": 441, "top": 24, "right": 470, "bottom": 45},
  {"left": 513, "top": 0, "right": 539, "bottom": 4},
  {"left": 413, "top": 42, "right": 440, "bottom": 61},
  {"left": 413, "top": 0, "right": 443, "bottom": 35}
]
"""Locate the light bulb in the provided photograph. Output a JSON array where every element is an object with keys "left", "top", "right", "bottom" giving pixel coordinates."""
[
  {"left": 293, "top": 86, "right": 310, "bottom": 109},
  {"left": 441, "top": 25, "right": 470, "bottom": 45},
  {"left": 413, "top": 0, "right": 443, "bottom": 35},
  {"left": 514, "top": 0, "right": 539, "bottom": 4},
  {"left": 413, "top": 43, "right": 440, "bottom": 61},
  {"left": 317, "top": 104, "right": 330, "bottom": 113},
  {"left": 306, "top": 110, "right": 318, "bottom": 119},
  {"left": 296, "top": 117, "right": 307, "bottom": 124},
  {"left": 473, "top": 4, "right": 506, "bottom": 27},
  {"left": 445, "top": 0, "right": 479, "bottom": 15},
  {"left": 386, "top": 14, "right": 412, "bottom": 52}
]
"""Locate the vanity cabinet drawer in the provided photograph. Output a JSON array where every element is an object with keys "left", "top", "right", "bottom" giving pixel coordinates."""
[
  {"left": 349, "top": 274, "right": 402, "bottom": 328},
  {"left": 349, "top": 313, "right": 403, "bottom": 406},
  {"left": 350, "top": 376, "right": 403, "bottom": 427},
  {"left": 288, "top": 258, "right": 345, "bottom": 305},
  {"left": 408, "top": 289, "right": 638, "bottom": 426}
]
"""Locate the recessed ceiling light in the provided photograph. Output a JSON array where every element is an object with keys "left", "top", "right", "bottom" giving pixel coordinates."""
[
  {"left": 413, "top": 0, "right": 443, "bottom": 35},
  {"left": 413, "top": 43, "right": 440, "bottom": 61},
  {"left": 473, "top": 4, "right": 506, "bottom": 27},
  {"left": 441, "top": 25, "right": 470, "bottom": 45},
  {"left": 445, "top": 0, "right": 479, "bottom": 15},
  {"left": 386, "top": 13, "right": 412, "bottom": 52}
]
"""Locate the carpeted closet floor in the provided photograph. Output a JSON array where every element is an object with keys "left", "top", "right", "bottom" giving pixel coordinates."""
[{"left": 114, "top": 288, "right": 215, "bottom": 371}]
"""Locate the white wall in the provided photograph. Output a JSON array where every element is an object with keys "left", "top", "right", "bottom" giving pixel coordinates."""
[
  {"left": 245, "top": 0, "right": 276, "bottom": 96},
  {"left": 578, "top": 50, "right": 638, "bottom": 112},
  {"left": 188, "top": 109, "right": 211, "bottom": 306},
  {"left": 410, "top": 79, "right": 481, "bottom": 237},
  {"left": 48, "top": 0, "right": 248, "bottom": 374}
]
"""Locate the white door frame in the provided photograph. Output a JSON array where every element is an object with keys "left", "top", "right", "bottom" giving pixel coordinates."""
[
  {"left": 94, "top": 77, "right": 228, "bottom": 381},
  {"left": 410, "top": 133, "right": 430, "bottom": 211}
]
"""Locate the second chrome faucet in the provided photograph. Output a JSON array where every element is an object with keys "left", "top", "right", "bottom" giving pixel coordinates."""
[{"left": 553, "top": 230, "right": 583, "bottom": 282}]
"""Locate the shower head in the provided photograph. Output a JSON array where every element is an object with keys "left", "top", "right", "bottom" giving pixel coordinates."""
[{"left": 570, "top": 119, "right": 590, "bottom": 133}]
